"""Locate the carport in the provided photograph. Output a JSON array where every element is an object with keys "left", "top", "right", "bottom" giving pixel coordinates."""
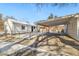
[
  {"left": 36, "top": 16, "right": 73, "bottom": 34},
  {"left": 36, "top": 14, "right": 79, "bottom": 40}
]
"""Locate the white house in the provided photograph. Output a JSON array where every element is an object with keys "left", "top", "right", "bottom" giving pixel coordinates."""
[
  {"left": 0, "top": 14, "right": 36, "bottom": 35},
  {"left": 4, "top": 17, "right": 30, "bottom": 34},
  {"left": 4, "top": 17, "right": 37, "bottom": 34}
]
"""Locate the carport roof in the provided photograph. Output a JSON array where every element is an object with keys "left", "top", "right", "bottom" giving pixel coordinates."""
[{"left": 36, "top": 14, "right": 79, "bottom": 27}]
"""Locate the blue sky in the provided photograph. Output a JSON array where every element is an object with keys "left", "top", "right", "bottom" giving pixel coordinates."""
[{"left": 0, "top": 3, "right": 79, "bottom": 24}]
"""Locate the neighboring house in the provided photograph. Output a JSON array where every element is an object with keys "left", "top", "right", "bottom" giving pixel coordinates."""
[
  {"left": 0, "top": 14, "right": 36, "bottom": 35},
  {"left": 4, "top": 17, "right": 37, "bottom": 34},
  {"left": 36, "top": 13, "right": 79, "bottom": 40},
  {"left": 4, "top": 17, "right": 31, "bottom": 34}
]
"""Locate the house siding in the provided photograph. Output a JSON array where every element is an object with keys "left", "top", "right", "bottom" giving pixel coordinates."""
[
  {"left": 67, "top": 18, "right": 78, "bottom": 40},
  {"left": 4, "top": 19, "right": 14, "bottom": 34},
  {"left": 13, "top": 23, "right": 31, "bottom": 34},
  {"left": 13, "top": 23, "right": 22, "bottom": 34}
]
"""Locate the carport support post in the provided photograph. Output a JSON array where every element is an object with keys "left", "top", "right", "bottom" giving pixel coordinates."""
[{"left": 64, "top": 24, "right": 68, "bottom": 34}]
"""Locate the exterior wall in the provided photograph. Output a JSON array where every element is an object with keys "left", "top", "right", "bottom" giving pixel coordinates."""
[
  {"left": 12, "top": 22, "right": 32, "bottom": 34},
  {"left": 4, "top": 19, "right": 13, "bottom": 34},
  {"left": 13, "top": 23, "right": 25, "bottom": 34},
  {"left": 67, "top": 18, "right": 78, "bottom": 39}
]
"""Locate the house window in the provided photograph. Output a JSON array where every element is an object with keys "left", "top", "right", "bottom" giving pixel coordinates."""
[{"left": 22, "top": 25, "right": 25, "bottom": 30}]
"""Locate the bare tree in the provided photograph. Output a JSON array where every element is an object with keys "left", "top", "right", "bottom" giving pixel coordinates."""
[{"left": 35, "top": 3, "right": 77, "bottom": 11}]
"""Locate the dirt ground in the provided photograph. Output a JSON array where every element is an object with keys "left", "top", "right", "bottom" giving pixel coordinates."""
[
  {"left": 36, "top": 36, "right": 79, "bottom": 56},
  {"left": 0, "top": 34, "right": 79, "bottom": 56}
]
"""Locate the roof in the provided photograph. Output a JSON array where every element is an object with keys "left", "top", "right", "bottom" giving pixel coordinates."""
[
  {"left": 36, "top": 13, "right": 79, "bottom": 26},
  {"left": 12, "top": 19, "right": 29, "bottom": 25},
  {"left": 7, "top": 18, "right": 29, "bottom": 25}
]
